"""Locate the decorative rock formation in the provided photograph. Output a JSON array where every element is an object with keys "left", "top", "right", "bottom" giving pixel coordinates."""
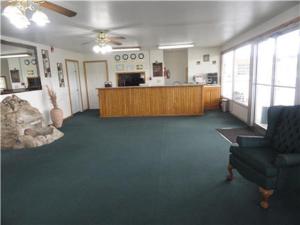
[{"left": 1, "top": 95, "right": 64, "bottom": 149}]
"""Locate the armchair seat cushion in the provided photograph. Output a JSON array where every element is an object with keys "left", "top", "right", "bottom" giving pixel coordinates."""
[{"left": 230, "top": 146, "right": 278, "bottom": 177}]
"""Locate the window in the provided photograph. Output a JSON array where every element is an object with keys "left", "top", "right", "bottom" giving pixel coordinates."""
[
  {"left": 273, "top": 29, "right": 299, "bottom": 106},
  {"left": 221, "top": 51, "right": 234, "bottom": 99},
  {"left": 255, "top": 38, "right": 275, "bottom": 128},
  {"left": 233, "top": 45, "right": 251, "bottom": 105},
  {"left": 254, "top": 29, "right": 300, "bottom": 128},
  {"left": 221, "top": 26, "right": 300, "bottom": 129},
  {"left": 221, "top": 45, "right": 252, "bottom": 105}
]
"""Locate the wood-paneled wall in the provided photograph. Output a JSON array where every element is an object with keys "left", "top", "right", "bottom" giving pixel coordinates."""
[
  {"left": 203, "top": 86, "right": 221, "bottom": 110},
  {"left": 98, "top": 85, "right": 204, "bottom": 117}
]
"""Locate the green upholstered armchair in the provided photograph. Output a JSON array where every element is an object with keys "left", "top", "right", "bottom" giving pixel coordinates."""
[{"left": 227, "top": 105, "right": 300, "bottom": 208}]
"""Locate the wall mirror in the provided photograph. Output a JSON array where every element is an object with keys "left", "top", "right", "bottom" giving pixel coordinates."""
[{"left": 0, "top": 40, "right": 41, "bottom": 95}]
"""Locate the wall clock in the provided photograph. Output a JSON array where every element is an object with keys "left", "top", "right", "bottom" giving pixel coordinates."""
[
  {"left": 138, "top": 53, "right": 144, "bottom": 60},
  {"left": 31, "top": 59, "right": 36, "bottom": 65},
  {"left": 122, "top": 54, "right": 129, "bottom": 60},
  {"left": 114, "top": 55, "right": 121, "bottom": 62},
  {"left": 130, "top": 53, "right": 136, "bottom": 60},
  {"left": 24, "top": 59, "right": 30, "bottom": 65}
]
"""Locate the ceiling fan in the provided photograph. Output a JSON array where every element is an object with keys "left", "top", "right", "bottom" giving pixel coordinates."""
[
  {"left": 83, "top": 31, "right": 126, "bottom": 54},
  {"left": 2, "top": 0, "right": 77, "bottom": 29},
  {"left": 83, "top": 31, "right": 125, "bottom": 46}
]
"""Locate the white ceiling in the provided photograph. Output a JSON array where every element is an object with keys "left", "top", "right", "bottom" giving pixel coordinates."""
[{"left": 1, "top": 1, "right": 298, "bottom": 53}]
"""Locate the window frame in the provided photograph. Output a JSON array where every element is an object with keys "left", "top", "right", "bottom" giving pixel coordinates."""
[
  {"left": 221, "top": 44, "right": 252, "bottom": 107},
  {"left": 221, "top": 22, "right": 300, "bottom": 129}
]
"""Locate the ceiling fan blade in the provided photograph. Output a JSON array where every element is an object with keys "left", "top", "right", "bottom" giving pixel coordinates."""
[
  {"left": 109, "top": 36, "right": 126, "bottom": 40},
  {"left": 40, "top": 1, "right": 77, "bottom": 17},
  {"left": 108, "top": 40, "right": 122, "bottom": 46}
]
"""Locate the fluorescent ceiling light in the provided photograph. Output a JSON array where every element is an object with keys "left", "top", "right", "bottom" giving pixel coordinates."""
[
  {"left": 158, "top": 44, "right": 194, "bottom": 50},
  {"left": 0, "top": 53, "right": 32, "bottom": 58},
  {"left": 112, "top": 47, "right": 141, "bottom": 52}
]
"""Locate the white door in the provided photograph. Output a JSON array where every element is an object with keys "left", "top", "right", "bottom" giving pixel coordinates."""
[
  {"left": 66, "top": 61, "right": 82, "bottom": 114},
  {"left": 85, "top": 61, "right": 107, "bottom": 109}
]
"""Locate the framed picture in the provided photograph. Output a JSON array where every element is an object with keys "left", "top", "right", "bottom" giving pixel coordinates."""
[
  {"left": 152, "top": 62, "right": 163, "bottom": 77},
  {"left": 10, "top": 69, "right": 20, "bottom": 82},
  {"left": 41, "top": 49, "right": 51, "bottom": 77},
  {"left": 27, "top": 70, "right": 35, "bottom": 77},
  {"left": 115, "top": 64, "right": 124, "bottom": 71},
  {"left": 212, "top": 60, "right": 217, "bottom": 64},
  {"left": 203, "top": 54, "right": 210, "bottom": 62},
  {"left": 136, "top": 64, "right": 143, "bottom": 70},
  {"left": 126, "top": 64, "right": 134, "bottom": 71},
  {"left": 57, "top": 62, "right": 65, "bottom": 87}
]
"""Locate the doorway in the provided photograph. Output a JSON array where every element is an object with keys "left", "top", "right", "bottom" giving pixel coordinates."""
[
  {"left": 65, "top": 59, "right": 83, "bottom": 114},
  {"left": 83, "top": 61, "right": 108, "bottom": 109}
]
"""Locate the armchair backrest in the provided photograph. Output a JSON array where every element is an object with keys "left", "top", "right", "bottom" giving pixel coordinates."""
[{"left": 266, "top": 105, "right": 300, "bottom": 154}]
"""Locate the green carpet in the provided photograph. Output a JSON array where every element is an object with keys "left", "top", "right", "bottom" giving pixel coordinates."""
[{"left": 2, "top": 110, "right": 299, "bottom": 225}]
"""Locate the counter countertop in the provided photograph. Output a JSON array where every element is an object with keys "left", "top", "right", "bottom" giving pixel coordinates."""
[{"left": 98, "top": 84, "right": 205, "bottom": 90}]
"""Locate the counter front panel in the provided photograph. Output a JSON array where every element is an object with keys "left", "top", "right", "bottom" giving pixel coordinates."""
[{"left": 98, "top": 85, "right": 204, "bottom": 117}]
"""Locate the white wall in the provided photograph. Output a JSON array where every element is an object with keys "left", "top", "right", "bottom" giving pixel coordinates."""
[
  {"left": 229, "top": 102, "right": 248, "bottom": 123},
  {"left": 188, "top": 47, "right": 220, "bottom": 82},
  {"left": 149, "top": 50, "right": 165, "bottom": 86},
  {"left": 0, "top": 36, "right": 87, "bottom": 124},
  {"left": 221, "top": 4, "right": 300, "bottom": 125},
  {"left": 85, "top": 51, "right": 149, "bottom": 87},
  {"left": 84, "top": 49, "right": 165, "bottom": 87},
  {"left": 0, "top": 35, "right": 176, "bottom": 125},
  {"left": 164, "top": 49, "right": 188, "bottom": 85}
]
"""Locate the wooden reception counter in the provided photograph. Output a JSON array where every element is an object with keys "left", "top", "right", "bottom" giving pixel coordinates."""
[{"left": 97, "top": 85, "right": 204, "bottom": 118}]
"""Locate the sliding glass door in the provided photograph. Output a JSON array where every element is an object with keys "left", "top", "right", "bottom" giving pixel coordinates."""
[
  {"left": 254, "top": 29, "right": 300, "bottom": 128},
  {"left": 273, "top": 30, "right": 299, "bottom": 106},
  {"left": 221, "top": 51, "right": 234, "bottom": 99},
  {"left": 254, "top": 38, "right": 275, "bottom": 128},
  {"left": 233, "top": 45, "right": 251, "bottom": 106}
]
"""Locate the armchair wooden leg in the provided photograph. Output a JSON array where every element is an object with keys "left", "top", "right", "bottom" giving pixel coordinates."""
[
  {"left": 226, "top": 163, "right": 234, "bottom": 181},
  {"left": 259, "top": 187, "right": 274, "bottom": 209}
]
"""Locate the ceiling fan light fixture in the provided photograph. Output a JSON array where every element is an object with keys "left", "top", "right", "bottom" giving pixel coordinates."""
[
  {"left": 93, "top": 44, "right": 112, "bottom": 54},
  {"left": 102, "top": 45, "right": 112, "bottom": 53},
  {"left": 10, "top": 14, "right": 30, "bottom": 29},
  {"left": 3, "top": 5, "right": 30, "bottom": 29},
  {"left": 31, "top": 10, "right": 50, "bottom": 26},
  {"left": 93, "top": 45, "right": 101, "bottom": 53},
  {"left": 3, "top": 5, "right": 22, "bottom": 19}
]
